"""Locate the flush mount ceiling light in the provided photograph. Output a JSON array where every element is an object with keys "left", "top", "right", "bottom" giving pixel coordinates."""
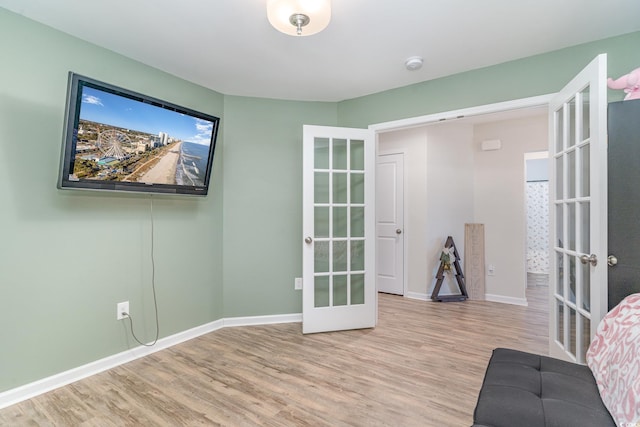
[
  {"left": 405, "top": 56, "right": 424, "bottom": 71},
  {"left": 267, "top": 0, "right": 331, "bottom": 36}
]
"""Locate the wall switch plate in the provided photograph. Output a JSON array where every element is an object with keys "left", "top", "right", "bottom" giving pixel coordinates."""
[
  {"left": 294, "top": 277, "right": 303, "bottom": 290},
  {"left": 116, "top": 301, "right": 129, "bottom": 320},
  {"left": 487, "top": 265, "right": 495, "bottom": 276}
]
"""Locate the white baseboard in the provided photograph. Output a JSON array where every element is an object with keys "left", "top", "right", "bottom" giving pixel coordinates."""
[
  {"left": 406, "top": 292, "right": 528, "bottom": 306},
  {"left": 223, "top": 313, "right": 301, "bottom": 328},
  {"left": 0, "top": 313, "right": 301, "bottom": 410},
  {"left": 404, "top": 292, "right": 430, "bottom": 301},
  {"left": 484, "top": 293, "right": 528, "bottom": 306}
]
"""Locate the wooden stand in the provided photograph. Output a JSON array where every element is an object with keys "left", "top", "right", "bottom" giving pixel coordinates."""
[{"left": 431, "top": 236, "right": 468, "bottom": 302}]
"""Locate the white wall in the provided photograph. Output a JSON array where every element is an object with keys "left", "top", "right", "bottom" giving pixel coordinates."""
[
  {"left": 425, "top": 123, "right": 475, "bottom": 295},
  {"left": 378, "top": 123, "right": 474, "bottom": 298},
  {"left": 473, "top": 114, "right": 548, "bottom": 302}
]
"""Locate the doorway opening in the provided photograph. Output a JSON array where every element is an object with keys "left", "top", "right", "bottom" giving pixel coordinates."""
[
  {"left": 374, "top": 98, "right": 551, "bottom": 303},
  {"left": 525, "top": 151, "right": 550, "bottom": 312}
]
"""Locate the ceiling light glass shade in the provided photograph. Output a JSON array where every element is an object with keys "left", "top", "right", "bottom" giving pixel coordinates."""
[{"left": 267, "top": 0, "right": 331, "bottom": 36}]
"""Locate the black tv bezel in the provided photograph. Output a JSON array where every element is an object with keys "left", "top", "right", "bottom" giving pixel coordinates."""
[{"left": 58, "top": 72, "right": 220, "bottom": 196}]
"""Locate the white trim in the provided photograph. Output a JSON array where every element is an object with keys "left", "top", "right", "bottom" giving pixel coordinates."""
[
  {"left": 369, "top": 94, "right": 554, "bottom": 133},
  {"left": 0, "top": 313, "right": 300, "bottom": 410},
  {"left": 404, "top": 291, "right": 430, "bottom": 301},
  {"left": 223, "top": 313, "right": 301, "bottom": 328},
  {"left": 485, "top": 293, "right": 528, "bottom": 306}
]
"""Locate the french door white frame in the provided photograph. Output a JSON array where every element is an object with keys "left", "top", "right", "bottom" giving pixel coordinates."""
[
  {"left": 302, "top": 125, "right": 377, "bottom": 334},
  {"left": 548, "top": 54, "right": 608, "bottom": 363}
]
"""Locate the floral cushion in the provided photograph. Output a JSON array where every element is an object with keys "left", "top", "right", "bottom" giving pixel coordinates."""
[{"left": 586, "top": 293, "right": 640, "bottom": 427}]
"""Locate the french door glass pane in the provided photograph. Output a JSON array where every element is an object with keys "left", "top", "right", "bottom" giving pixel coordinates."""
[
  {"left": 579, "top": 202, "right": 590, "bottom": 253},
  {"left": 351, "top": 240, "right": 365, "bottom": 271},
  {"left": 351, "top": 173, "right": 365, "bottom": 203},
  {"left": 580, "top": 88, "right": 590, "bottom": 141},
  {"left": 333, "top": 207, "right": 348, "bottom": 237},
  {"left": 315, "top": 207, "right": 329, "bottom": 238},
  {"left": 351, "top": 274, "right": 365, "bottom": 305},
  {"left": 351, "top": 140, "right": 365, "bottom": 170},
  {"left": 569, "top": 307, "right": 577, "bottom": 357},
  {"left": 579, "top": 145, "right": 590, "bottom": 197},
  {"left": 333, "top": 241, "right": 348, "bottom": 272},
  {"left": 567, "top": 202, "right": 576, "bottom": 251},
  {"left": 314, "top": 276, "right": 330, "bottom": 308},
  {"left": 333, "top": 275, "right": 348, "bottom": 306},
  {"left": 333, "top": 139, "right": 348, "bottom": 170},
  {"left": 567, "top": 150, "right": 576, "bottom": 199},
  {"left": 314, "top": 138, "right": 330, "bottom": 169},
  {"left": 315, "top": 172, "right": 329, "bottom": 203},
  {"left": 580, "top": 261, "right": 591, "bottom": 311},
  {"left": 556, "top": 204, "right": 564, "bottom": 248},
  {"left": 555, "top": 110, "right": 564, "bottom": 154},
  {"left": 557, "top": 300, "right": 565, "bottom": 346},
  {"left": 315, "top": 241, "right": 329, "bottom": 273},
  {"left": 569, "top": 256, "right": 576, "bottom": 304},
  {"left": 333, "top": 173, "right": 348, "bottom": 203},
  {"left": 568, "top": 98, "right": 576, "bottom": 148},
  {"left": 351, "top": 207, "right": 365, "bottom": 237},
  {"left": 555, "top": 157, "right": 564, "bottom": 199},
  {"left": 556, "top": 252, "right": 564, "bottom": 296}
]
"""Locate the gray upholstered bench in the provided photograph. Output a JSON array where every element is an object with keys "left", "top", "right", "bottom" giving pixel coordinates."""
[
  {"left": 471, "top": 348, "right": 615, "bottom": 427},
  {"left": 471, "top": 293, "right": 640, "bottom": 427}
]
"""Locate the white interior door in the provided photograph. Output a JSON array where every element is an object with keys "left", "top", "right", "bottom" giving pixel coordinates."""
[
  {"left": 549, "top": 54, "right": 607, "bottom": 363},
  {"left": 302, "top": 125, "right": 376, "bottom": 334},
  {"left": 376, "top": 153, "right": 404, "bottom": 295}
]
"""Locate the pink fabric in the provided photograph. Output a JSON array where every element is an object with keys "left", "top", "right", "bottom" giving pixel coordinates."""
[{"left": 587, "top": 293, "right": 640, "bottom": 427}]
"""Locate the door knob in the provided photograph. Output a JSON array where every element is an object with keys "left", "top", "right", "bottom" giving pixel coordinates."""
[
  {"left": 304, "top": 236, "right": 313, "bottom": 244},
  {"left": 580, "top": 254, "right": 598, "bottom": 267},
  {"left": 607, "top": 255, "right": 618, "bottom": 267},
  {"left": 396, "top": 229, "right": 402, "bottom": 234}
]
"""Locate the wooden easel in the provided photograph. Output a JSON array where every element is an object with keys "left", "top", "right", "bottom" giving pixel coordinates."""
[{"left": 431, "top": 236, "right": 468, "bottom": 302}]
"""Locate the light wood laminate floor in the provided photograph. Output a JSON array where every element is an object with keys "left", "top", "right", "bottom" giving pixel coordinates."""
[{"left": 0, "top": 289, "right": 548, "bottom": 426}]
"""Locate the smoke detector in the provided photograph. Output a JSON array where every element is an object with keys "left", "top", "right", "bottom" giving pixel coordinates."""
[{"left": 405, "top": 56, "right": 423, "bottom": 71}]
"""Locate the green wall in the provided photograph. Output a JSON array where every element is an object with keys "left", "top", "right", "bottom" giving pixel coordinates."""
[
  {"left": 0, "top": 9, "right": 226, "bottom": 392},
  {"left": 338, "top": 31, "right": 640, "bottom": 127},
  {"left": 222, "top": 96, "right": 336, "bottom": 317},
  {"left": 2, "top": 5, "right": 640, "bottom": 397}
]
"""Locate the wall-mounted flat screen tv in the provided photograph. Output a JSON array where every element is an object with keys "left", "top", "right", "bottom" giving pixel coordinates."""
[{"left": 58, "top": 73, "right": 220, "bottom": 196}]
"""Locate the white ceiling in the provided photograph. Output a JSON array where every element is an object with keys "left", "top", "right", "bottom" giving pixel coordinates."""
[{"left": 2, "top": 0, "right": 639, "bottom": 102}]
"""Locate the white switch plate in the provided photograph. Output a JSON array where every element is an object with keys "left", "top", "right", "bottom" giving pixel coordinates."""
[
  {"left": 294, "top": 277, "right": 302, "bottom": 290},
  {"left": 487, "top": 265, "right": 495, "bottom": 276}
]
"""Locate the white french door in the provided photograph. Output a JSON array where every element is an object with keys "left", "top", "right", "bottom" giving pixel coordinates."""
[
  {"left": 302, "top": 125, "right": 376, "bottom": 334},
  {"left": 549, "top": 54, "right": 608, "bottom": 363}
]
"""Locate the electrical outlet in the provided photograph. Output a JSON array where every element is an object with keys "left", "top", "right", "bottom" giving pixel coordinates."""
[
  {"left": 116, "top": 301, "right": 129, "bottom": 320},
  {"left": 294, "top": 277, "right": 303, "bottom": 290}
]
